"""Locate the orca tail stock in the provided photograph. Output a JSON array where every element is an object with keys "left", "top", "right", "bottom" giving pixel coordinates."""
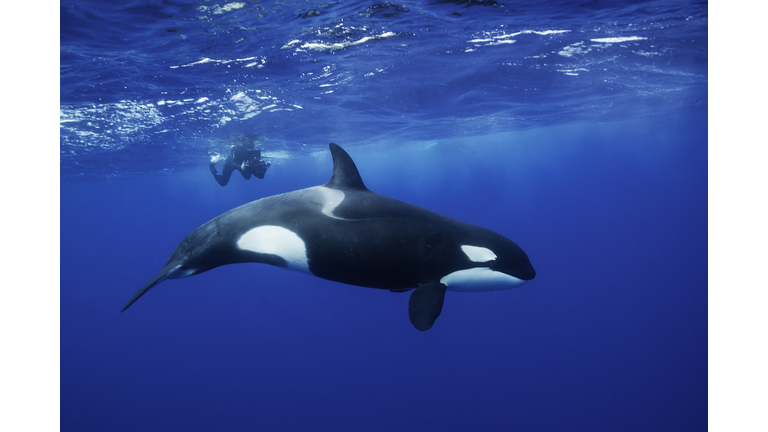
[{"left": 121, "top": 263, "right": 182, "bottom": 313}]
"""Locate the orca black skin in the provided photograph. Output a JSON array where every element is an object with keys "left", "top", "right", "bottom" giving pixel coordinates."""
[{"left": 122, "top": 143, "right": 535, "bottom": 330}]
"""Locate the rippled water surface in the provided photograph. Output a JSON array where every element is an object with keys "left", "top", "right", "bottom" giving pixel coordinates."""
[{"left": 61, "top": 0, "right": 706, "bottom": 177}]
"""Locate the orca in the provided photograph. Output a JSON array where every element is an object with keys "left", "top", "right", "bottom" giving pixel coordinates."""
[{"left": 121, "top": 143, "right": 535, "bottom": 330}]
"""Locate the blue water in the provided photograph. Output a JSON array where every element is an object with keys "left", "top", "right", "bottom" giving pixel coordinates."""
[{"left": 60, "top": 1, "right": 708, "bottom": 431}]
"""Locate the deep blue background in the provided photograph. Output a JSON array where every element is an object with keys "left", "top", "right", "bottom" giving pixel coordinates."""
[
  {"left": 58, "top": 0, "right": 708, "bottom": 430},
  {"left": 61, "top": 111, "right": 707, "bottom": 431}
]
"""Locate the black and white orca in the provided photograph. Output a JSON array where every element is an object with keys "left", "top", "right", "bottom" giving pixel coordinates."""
[{"left": 122, "top": 143, "right": 535, "bottom": 330}]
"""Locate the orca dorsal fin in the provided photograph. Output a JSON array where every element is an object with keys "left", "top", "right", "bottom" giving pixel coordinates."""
[{"left": 325, "top": 143, "right": 368, "bottom": 191}]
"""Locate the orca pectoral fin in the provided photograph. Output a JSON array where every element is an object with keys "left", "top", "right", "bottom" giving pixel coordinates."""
[
  {"left": 120, "top": 264, "right": 180, "bottom": 313},
  {"left": 408, "top": 282, "right": 447, "bottom": 331}
]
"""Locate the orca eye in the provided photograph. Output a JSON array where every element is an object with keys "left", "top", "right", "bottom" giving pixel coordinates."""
[{"left": 460, "top": 245, "right": 497, "bottom": 263}]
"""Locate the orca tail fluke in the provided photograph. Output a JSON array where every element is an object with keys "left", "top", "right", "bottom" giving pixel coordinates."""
[{"left": 120, "top": 264, "right": 181, "bottom": 313}]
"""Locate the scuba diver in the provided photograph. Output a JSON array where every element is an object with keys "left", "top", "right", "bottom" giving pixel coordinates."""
[{"left": 209, "top": 135, "right": 271, "bottom": 186}]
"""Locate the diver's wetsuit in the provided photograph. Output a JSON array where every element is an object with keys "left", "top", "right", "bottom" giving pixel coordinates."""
[{"left": 210, "top": 144, "right": 270, "bottom": 186}]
